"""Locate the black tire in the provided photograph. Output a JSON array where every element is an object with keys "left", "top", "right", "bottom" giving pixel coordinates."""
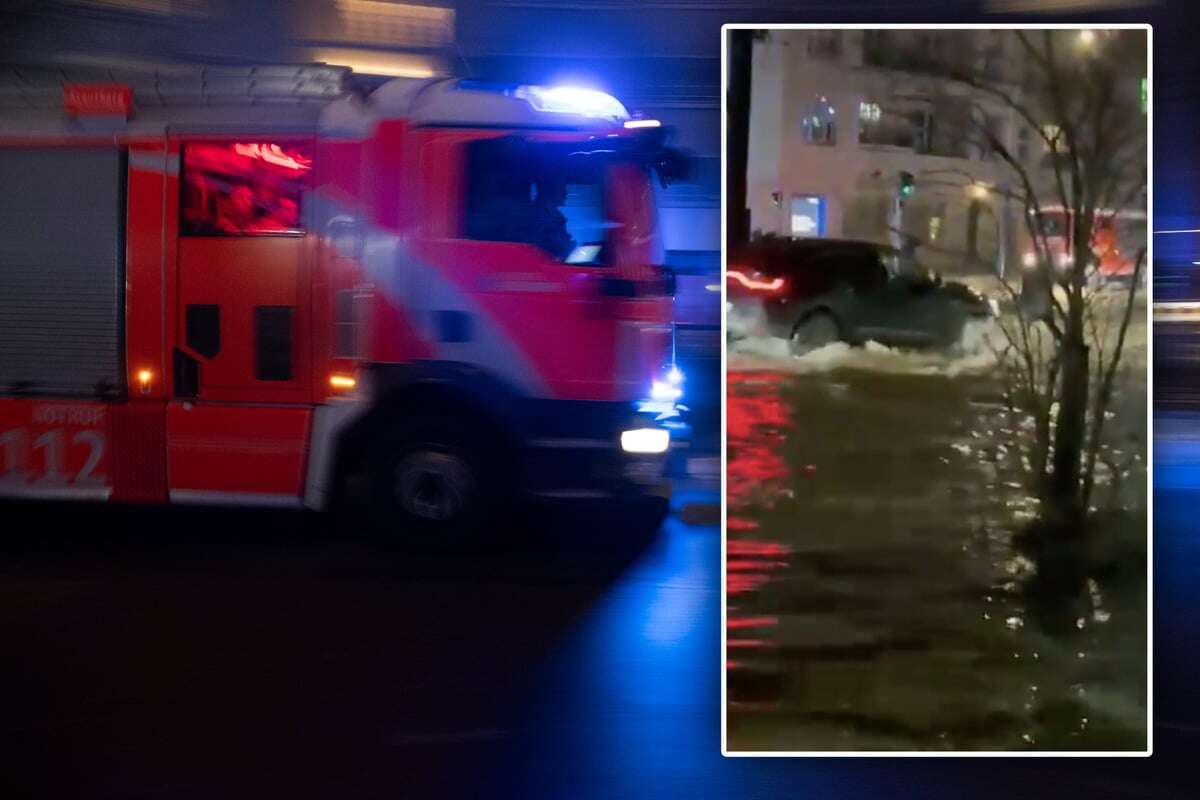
[
  {"left": 788, "top": 311, "right": 840, "bottom": 355},
  {"left": 364, "top": 412, "right": 507, "bottom": 550}
]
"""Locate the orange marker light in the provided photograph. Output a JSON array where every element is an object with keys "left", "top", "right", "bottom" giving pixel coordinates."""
[
  {"left": 136, "top": 369, "right": 153, "bottom": 394},
  {"left": 329, "top": 374, "right": 356, "bottom": 391}
]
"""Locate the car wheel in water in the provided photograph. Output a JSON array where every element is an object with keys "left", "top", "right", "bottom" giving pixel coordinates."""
[{"left": 789, "top": 312, "right": 839, "bottom": 356}]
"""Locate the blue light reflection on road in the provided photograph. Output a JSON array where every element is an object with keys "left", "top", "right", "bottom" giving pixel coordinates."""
[{"left": 495, "top": 488, "right": 934, "bottom": 799}]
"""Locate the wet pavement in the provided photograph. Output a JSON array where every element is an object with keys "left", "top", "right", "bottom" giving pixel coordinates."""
[
  {"left": 0, "top": 477, "right": 721, "bottom": 798},
  {"left": 727, "top": 328, "right": 1148, "bottom": 752},
  {"left": 0, "top": 408, "right": 1195, "bottom": 794}
]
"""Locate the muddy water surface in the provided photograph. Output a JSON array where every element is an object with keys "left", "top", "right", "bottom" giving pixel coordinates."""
[{"left": 726, "top": 349, "right": 1147, "bottom": 752}]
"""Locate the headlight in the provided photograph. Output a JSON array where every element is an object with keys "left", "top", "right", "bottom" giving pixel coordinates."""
[{"left": 621, "top": 428, "right": 670, "bottom": 454}]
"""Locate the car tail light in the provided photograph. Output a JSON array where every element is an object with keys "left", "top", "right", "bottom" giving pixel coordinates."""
[{"left": 726, "top": 269, "right": 786, "bottom": 294}]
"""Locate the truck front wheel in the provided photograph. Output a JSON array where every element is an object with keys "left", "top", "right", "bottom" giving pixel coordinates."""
[{"left": 364, "top": 414, "right": 506, "bottom": 549}]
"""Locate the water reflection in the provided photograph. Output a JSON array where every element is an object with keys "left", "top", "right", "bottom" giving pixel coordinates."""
[
  {"left": 726, "top": 369, "right": 1146, "bottom": 751},
  {"left": 726, "top": 372, "right": 792, "bottom": 704}
]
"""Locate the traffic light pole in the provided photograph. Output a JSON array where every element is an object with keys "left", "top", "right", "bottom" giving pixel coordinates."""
[
  {"left": 889, "top": 194, "right": 905, "bottom": 253},
  {"left": 891, "top": 170, "right": 914, "bottom": 254}
]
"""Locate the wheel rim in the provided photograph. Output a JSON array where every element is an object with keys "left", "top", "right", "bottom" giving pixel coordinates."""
[{"left": 394, "top": 451, "right": 475, "bottom": 522}]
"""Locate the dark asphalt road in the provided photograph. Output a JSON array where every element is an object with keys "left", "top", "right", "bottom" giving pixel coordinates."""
[
  {"left": 0, "top": 464, "right": 1195, "bottom": 798},
  {"left": 1, "top": 481, "right": 726, "bottom": 799}
]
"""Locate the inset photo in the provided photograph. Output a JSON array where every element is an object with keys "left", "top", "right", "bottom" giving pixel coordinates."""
[{"left": 724, "top": 24, "right": 1149, "bottom": 754}]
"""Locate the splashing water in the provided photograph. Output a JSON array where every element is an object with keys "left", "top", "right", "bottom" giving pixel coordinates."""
[{"left": 728, "top": 318, "right": 1002, "bottom": 378}]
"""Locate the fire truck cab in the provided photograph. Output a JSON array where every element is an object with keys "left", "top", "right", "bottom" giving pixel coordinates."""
[
  {"left": 1020, "top": 205, "right": 1147, "bottom": 285},
  {"left": 0, "top": 66, "right": 687, "bottom": 541}
]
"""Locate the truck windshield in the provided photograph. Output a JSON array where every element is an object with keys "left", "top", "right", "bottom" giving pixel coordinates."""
[{"left": 464, "top": 136, "right": 654, "bottom": 266}]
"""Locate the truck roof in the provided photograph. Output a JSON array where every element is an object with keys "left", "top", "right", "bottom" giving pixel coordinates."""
[{"left": 0, "top": 63, "right": 633, "bottom": 138}]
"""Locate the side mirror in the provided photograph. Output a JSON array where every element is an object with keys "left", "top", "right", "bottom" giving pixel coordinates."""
[{"left": 654, "top": 146, "right": 690, "bottom": 187}]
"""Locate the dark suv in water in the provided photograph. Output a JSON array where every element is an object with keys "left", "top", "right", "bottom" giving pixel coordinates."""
[{"left": 727, "top": 238, "right": 997, "bottom": 353}]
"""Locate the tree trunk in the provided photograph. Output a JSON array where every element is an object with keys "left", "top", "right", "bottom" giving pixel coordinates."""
[
  {"left": 1048, "top": 293, "right": 1088, "bottom": 529},
  {"left": 726, "top": 29, "right": 753, "bottom": 248}
]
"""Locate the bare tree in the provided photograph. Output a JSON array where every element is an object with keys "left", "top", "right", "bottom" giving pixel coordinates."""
[
  {"left": 883, "top": 29, "right": 1147, "bottom": 530},
  {"left": 959, "top": 30, "right": 1146, "bottom": 530}
]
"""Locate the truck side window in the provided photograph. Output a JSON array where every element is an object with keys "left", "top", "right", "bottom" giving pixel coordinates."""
[
  {"left": 463, "top": 137, "right": 610, "bottom": 265},
  {"left": 181, "top": 142, "right": 311, "bottom": 236}
]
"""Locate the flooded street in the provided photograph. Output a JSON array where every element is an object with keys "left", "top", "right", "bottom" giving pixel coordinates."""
[{"left": 726, "top": 328, "right": 1147, "bottom": 751}]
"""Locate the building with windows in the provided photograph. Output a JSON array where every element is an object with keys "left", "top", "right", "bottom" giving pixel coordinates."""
[{"left": 747, "top": 29, "right": 1041, "bottom": 277}]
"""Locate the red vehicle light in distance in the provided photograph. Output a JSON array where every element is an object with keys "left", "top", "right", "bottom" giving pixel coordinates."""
[{"left": 726, "top": 269, "right": 786, "bottom": 294}]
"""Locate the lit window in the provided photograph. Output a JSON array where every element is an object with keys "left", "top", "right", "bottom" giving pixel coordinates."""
[
  {"left": 790, "top": 194, "right": 825, "bottom": 237},
  {"left": 333, "top": 1, "right": 454, "bottom": 49},
  {"left": 801, "top": 96, "right": 836, "bottom": 146},
  {"left": 181, "top": 142, "right": 311, "bottom": 236},
  {"left": 859, "top": 104, "right": 927, "bottom": 151}
]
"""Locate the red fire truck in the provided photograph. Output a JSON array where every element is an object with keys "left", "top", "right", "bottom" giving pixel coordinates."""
[
  {"left": 1020, "top": 205, "right": 1147, "bottom": 286},
  {"left": 0, "top": 66, "right": 687, "bottom": 540}
]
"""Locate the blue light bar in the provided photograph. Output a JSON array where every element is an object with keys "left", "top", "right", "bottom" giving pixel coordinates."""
[{"left": 512, "top": 85, "right": 629, "bottom": 121}]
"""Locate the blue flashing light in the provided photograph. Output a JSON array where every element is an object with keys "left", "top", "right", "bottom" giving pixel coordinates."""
[
  {"left": 650, "top": 380, "right": 683, "bottom": 403},
  {"left": 649, "top": 364, "right": 686, "bottom": 404},
  {"left": 513, "top": 85, "right": 629, "bottom": 121}
]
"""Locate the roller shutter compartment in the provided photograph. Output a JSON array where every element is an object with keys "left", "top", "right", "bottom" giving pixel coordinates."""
[{"left": 0, "top": 148, "right": 126, "bottom": 398}]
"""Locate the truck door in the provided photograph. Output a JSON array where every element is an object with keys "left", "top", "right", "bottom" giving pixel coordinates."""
[
  {"left": 173, "top": 140, "right": 314, "bottom": 402},
  {"left": 167, "top": 139, "right": 315, "bottom": 502}
]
